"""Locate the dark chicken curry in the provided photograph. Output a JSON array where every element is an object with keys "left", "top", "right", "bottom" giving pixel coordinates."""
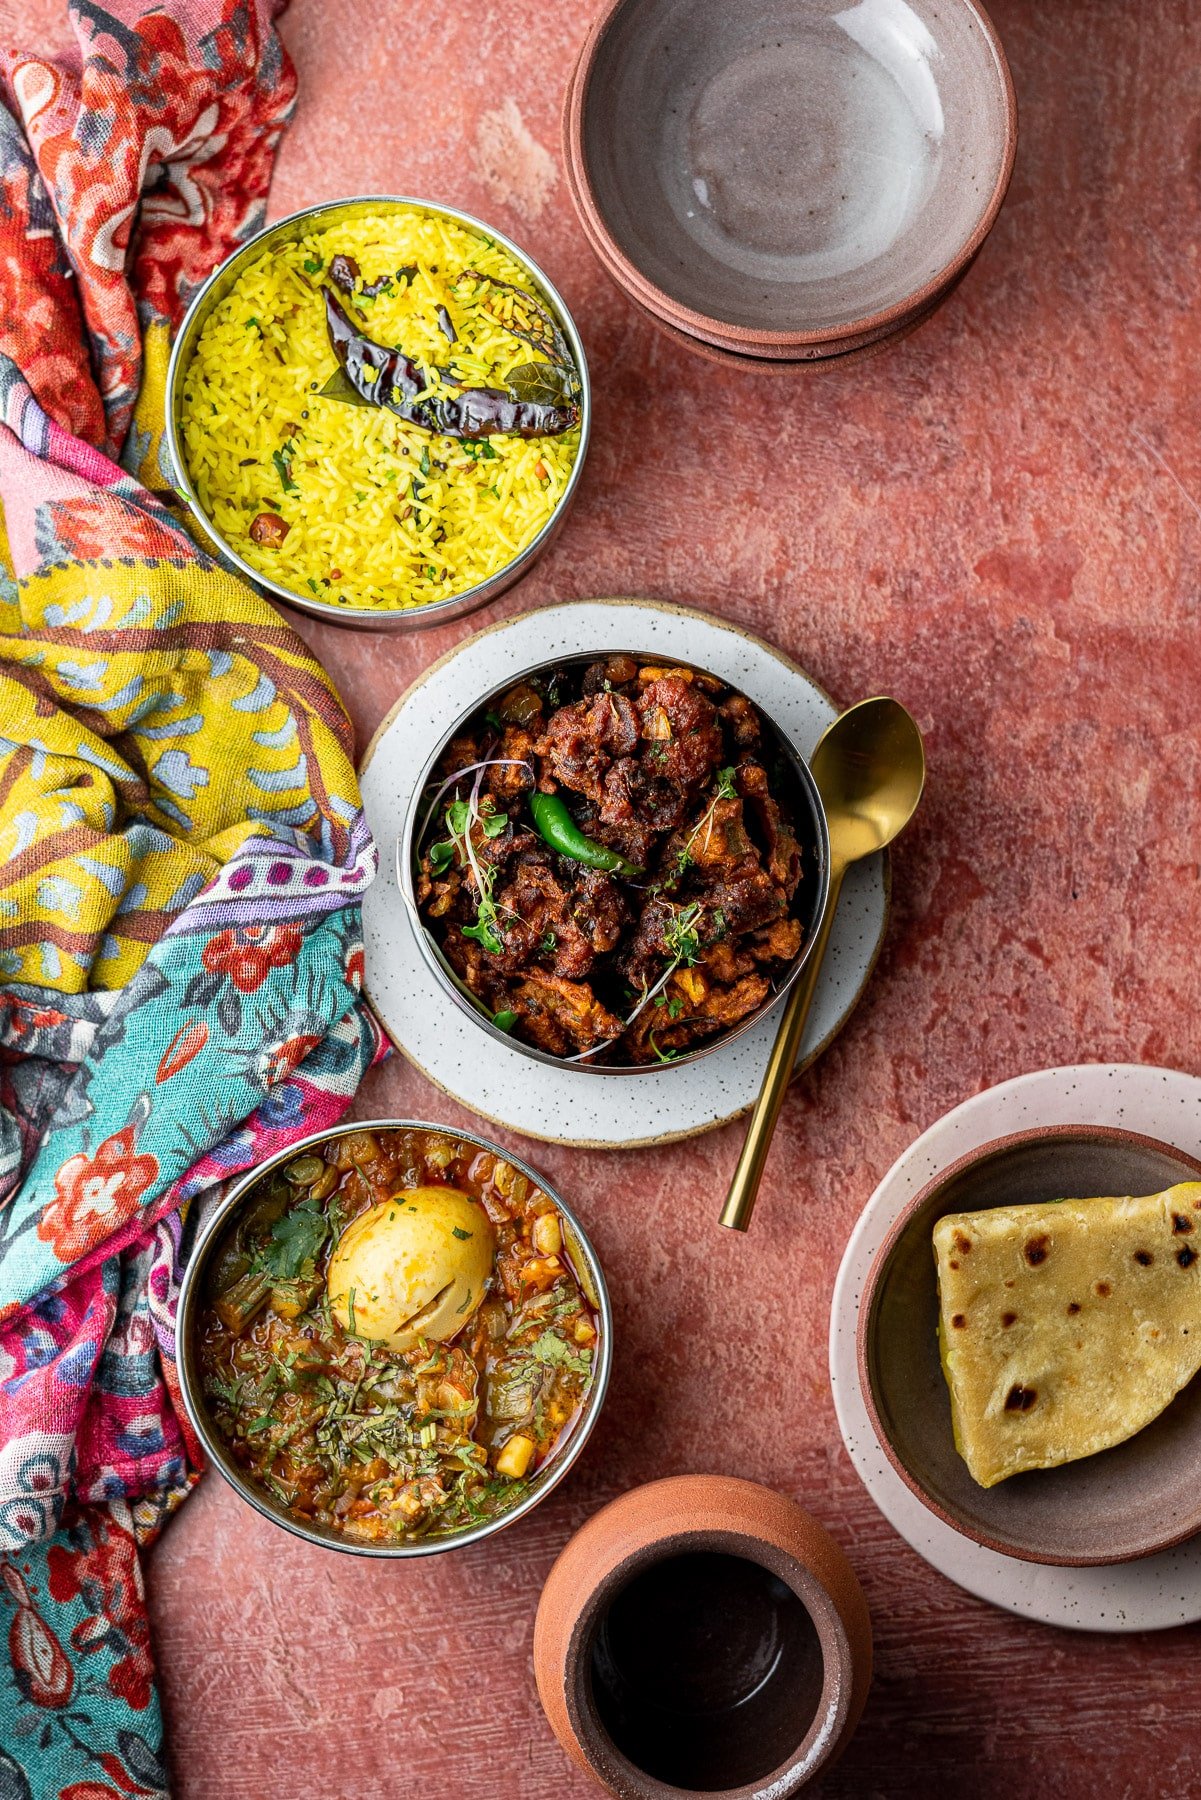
[{"left": 413, "top": 656, "right": 812, "bottom": 1064}]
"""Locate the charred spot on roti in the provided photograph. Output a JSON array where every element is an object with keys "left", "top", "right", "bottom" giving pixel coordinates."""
[
  {"left": 949, "top": 1259, "right": 960, "bottom": 1271},
  {"left": 1024, "top": 1234, "right": 1050, "bottom": 1267},
  {"left": 953, "top": 1231, "right": 972, "bottom": 1255},
  {"left": 1005, "top": 1385, "right": 1038, "bottom": 1413},
  {"left": 1067, "top": 1301, "right": 1081, "bottom": 1314},
  {"left": 1134, "top": 1249, "right": 1153, "bottom": 1266},
  {"left": 1173, "top": 1214, "right": 1194, "bottom": 1234},
  {"left": 1001, "top": 1312, "right": 1017, "bottom": 1327},
  {"left": 1178, "top": 1245, "right": 1197, "bottom": 1269},
  {"left": 1094, "top": 1280, "right": 1112, "bottom": 1298},
  {"left": 951, "top": 1314, "right": 967, "bottom": 1329}
]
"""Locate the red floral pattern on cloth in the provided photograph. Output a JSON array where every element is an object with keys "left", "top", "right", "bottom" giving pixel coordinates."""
[
  {"left": 48, "top": 1518, "right": 154, "bottom": 1714},
  {"left": 0, "top": 0, "right": 297, "bottom": 454},
  {"left": 38, "top": 1131, "right": 160, "bottom": 1265},
  {"left": 200, "top": 922, "right": 304, "bottom": 993}
]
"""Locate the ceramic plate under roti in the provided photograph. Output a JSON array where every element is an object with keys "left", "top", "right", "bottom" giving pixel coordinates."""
[
  {"left": 358, "top": 599, "right": 889, "bottom": 1148},
  {"left": 830, "top": 1063, "right": 1201, "bottom": 1632}
]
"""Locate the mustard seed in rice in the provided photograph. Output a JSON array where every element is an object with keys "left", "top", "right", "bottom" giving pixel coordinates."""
[{"left": 180, "top": 209, "right": 581, "bottom": 613}]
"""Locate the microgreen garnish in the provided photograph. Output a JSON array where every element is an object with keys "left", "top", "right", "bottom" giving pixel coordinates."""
[
  {"left": 663, "top": 900, "right": 704, "bottom": 966},
  {"left": 416, "top": 761, "right": 533, "bottom": 962}
]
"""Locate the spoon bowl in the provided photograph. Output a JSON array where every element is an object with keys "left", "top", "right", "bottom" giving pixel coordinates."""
[
  {"left": 812, "top": 698, "right": 927, "bottom": 865},
  {"left": 720, "top": 698, "right": 925, "bottom": 1231}
]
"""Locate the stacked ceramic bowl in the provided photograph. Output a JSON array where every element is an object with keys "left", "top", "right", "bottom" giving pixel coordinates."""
[{"left": 563, "top": 0, "right": 1017, "bottom": 371}]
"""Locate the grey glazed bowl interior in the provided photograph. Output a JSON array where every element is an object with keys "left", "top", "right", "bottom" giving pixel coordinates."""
[
  {"left": 165, "top": 196, "right": 590, "bottom": 633},
  {"left": 176, "top": 1119, "right": 613, "bottom": 1558},
  {"left": 859, "top": 1125, "right": 1201, "bottom": 1566},
  {"left": 575, "top": 0, "right": 1016, "bottom": 340},
  {"left": 399, "top": 649, "right": 831, "bottom": 1076}
]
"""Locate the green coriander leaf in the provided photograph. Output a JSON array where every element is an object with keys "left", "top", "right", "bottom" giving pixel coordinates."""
[
  {"left": 492, "top": 1009, "right": 518, "bottom": 1032},
  {"left": 262, "top": 1199, "right": 329, "bottom": 1281},
  {"left": 272, "top": 445, "right": 298, "bottom": 493},
  {"left": 428, "top": 840, "right": 455, "bottom": 875}
]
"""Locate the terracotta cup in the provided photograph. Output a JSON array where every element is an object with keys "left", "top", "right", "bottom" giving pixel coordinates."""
[{"left": 534, "top": 1475, "right": 871, "bottom": 1798}]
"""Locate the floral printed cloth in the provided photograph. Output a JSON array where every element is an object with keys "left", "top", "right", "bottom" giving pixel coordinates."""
[{"left": 0, "top": 5, "right": 384, "bottom": 1794}]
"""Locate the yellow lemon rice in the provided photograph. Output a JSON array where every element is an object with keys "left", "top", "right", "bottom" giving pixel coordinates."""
[{"left": 180, "top": 208, "right": 581, "bottom": 613}]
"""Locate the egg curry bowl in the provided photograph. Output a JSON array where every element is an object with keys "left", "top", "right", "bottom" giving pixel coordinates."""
[{"left": 177, "top": 1121, "right": 612, "bottom": 1556}]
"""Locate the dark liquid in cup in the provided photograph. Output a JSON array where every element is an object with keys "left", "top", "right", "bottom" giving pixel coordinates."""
[{"left": 589, "top": 1550, "right": 824, "bottom": 1790}]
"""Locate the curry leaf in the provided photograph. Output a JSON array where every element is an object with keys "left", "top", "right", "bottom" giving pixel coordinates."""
[
  {"left": 319, "top": 367, "right": 374, "bottom": 408},
  {"left": 505, "top": 361, "right": 577, "bottom": 407}
]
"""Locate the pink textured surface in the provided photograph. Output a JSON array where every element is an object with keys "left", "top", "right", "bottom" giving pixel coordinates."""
[{"left": 9, "top": 0, "right": 1201, "bottom": 1794}]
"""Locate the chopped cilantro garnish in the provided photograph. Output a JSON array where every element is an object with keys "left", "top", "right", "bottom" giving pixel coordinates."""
[
  {"left": 259, "top": 1198, "right": 329, "bottom": 1281},
  {"left": 272, "top": 444, "right": 298, "bottom": 493}
]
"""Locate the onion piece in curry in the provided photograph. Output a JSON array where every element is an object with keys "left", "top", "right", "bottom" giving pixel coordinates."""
[{"left": 198, "top": 1128, "right": 597, "bottom": 1543}]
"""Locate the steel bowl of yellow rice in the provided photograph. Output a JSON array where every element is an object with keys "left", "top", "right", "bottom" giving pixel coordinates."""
[{"left": 166, "top": 196, "right": 590, "bottom": 630}]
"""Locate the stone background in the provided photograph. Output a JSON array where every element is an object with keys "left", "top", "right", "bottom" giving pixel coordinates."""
[{"left": 8, "top": 0, "right": 1201, "bottom": 1793}]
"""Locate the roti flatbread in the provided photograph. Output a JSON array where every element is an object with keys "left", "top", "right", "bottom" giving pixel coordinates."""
[{"left": 933, "top": 1182, "right": 1201, "bottom": 1488}]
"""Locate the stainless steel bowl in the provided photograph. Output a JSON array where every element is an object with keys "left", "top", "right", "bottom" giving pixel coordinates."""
[
  {"left": 176, "top": 1119, "right": 613, "bottom": 1558},
  {"left": 165, "top": 196, "right": 591, "bottom": 633},
  {"left": 398, "top": 650, "right": 832, "bottom": 1075}
]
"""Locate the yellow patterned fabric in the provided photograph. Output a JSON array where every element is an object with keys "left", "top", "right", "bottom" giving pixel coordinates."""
[{"left": 0, "top": 544, "right": 362, "bottom": 993}]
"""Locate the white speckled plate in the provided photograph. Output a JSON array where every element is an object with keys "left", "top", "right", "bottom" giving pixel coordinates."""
[
  {"left": 830, "top": 1063, "right": 1201, "bottom": 1631},
  {"left": 359, "top": 599, "right": 889, "bottom": 1147}
]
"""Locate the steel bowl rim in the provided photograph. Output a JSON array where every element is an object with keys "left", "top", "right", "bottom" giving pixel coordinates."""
[
  {"left": 164, "top": 193, "right": 591, "bottom": 631},
  {"left": 398, "top": 646, "right": 833, "bottom": 1076},
  {"left": 176, "top": 1116, "right": 614, "bottom": 1558}
]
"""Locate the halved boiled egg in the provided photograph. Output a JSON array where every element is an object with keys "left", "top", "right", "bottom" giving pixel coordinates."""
[{"left": 327, "top": 1186, "right": 494, "bottom": 1350}]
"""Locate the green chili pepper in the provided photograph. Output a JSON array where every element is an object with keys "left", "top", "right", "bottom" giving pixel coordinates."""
[{"left": 528, "top": 792, "right": 642, "bottom": 877}]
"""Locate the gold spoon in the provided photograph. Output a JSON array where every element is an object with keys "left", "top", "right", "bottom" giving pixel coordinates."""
[{"left": 719, "top": 697, "right": 926, "bottom": 1232}]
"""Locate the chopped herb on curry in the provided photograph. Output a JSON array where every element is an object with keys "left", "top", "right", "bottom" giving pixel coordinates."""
[{"left": 199, "top": 1128, "right": 597, "bottom": 1542}]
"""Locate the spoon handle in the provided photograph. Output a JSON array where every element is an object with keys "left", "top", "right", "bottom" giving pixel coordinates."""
[{"left": 719, "top": 863, "right": 847, "bottom": 1232}]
